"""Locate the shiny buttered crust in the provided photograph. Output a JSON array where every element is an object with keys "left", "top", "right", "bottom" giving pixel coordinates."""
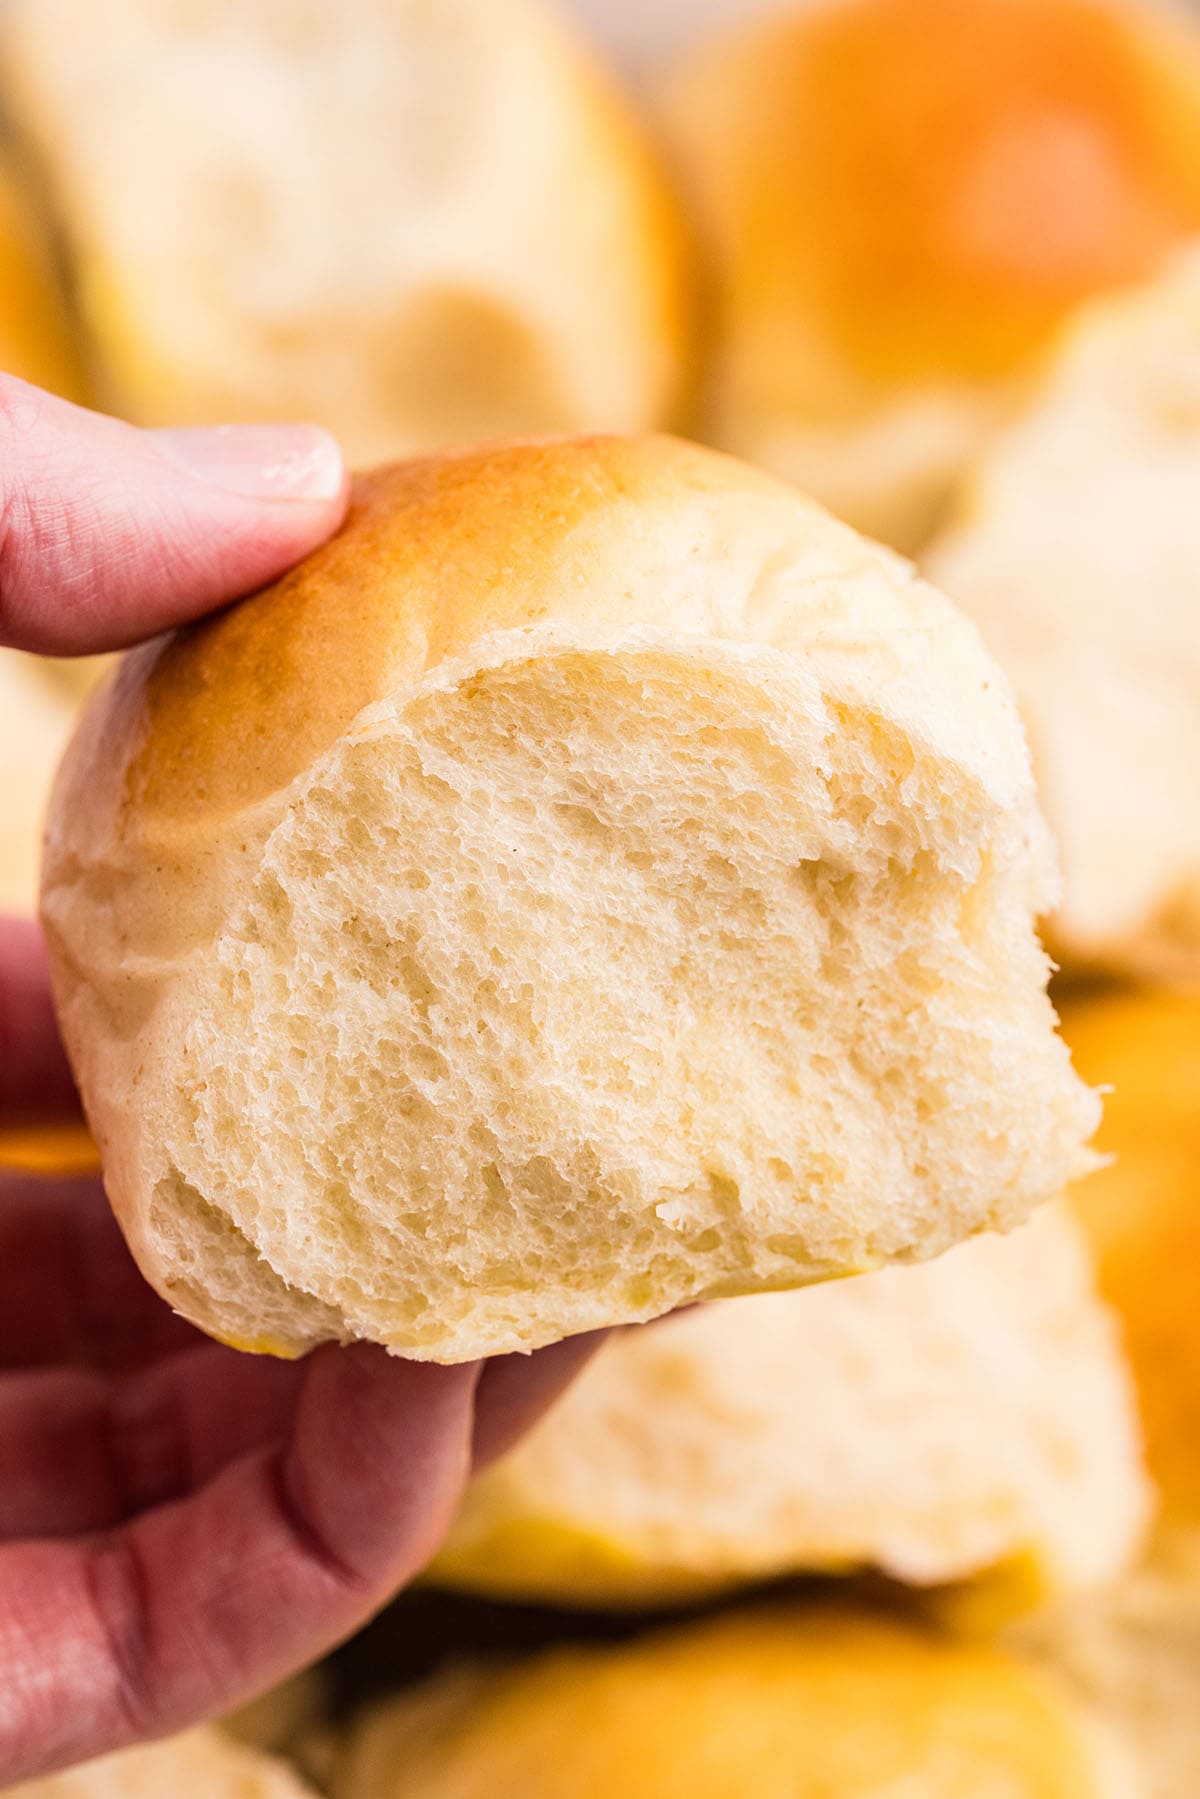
[
  {"left": 432, "top": 1207, "right": 1149, "bottom": 1606},
  {"left": 928, "top": 250, "right": 1200, "bottom": 980},
  {"left": 42, "top": 436, "right": 1097, "bottom": 1363},
  {"left": 5, "top": 1727, "right": 316, "bottom": 1799},
  {"left": 334, "top": 1606, "right": 1124, "bottom": 1799},
  {"left": 0, "top": 0, "right": 691, "bottom": 460},
  {"left": 661, "top": 0, "right": 1200, "bottom": 552}
]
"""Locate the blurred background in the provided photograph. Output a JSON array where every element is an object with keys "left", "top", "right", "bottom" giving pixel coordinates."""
[{"left": 2, "top": 1, "right": 1199, "bottom": 1794}]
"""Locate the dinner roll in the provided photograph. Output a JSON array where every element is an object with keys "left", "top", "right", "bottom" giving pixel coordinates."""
[
  {"left": 431, "top": 1207, "right": 1149, "bottom": 1608},
  {"left": 661, "top": 0, "right": 1200, "bottom": 553},
  {"left": 0, "top": 149, "right": 85, "bottom": 400},
  {"left": 0, "top": 0, "right": 691, "bottom": 461},
  {"left": 928, "top": 252, "right": 1200, "bottom": 979},
  {"left": 41, "top": 436, "right": 1097, "bottom": 1363},
  {"left": 5, "top": 1727, "right": 315, "bottom": 1799},
  {"left": 334, "top": 1605, "right": 1126, "bottom": 1799},
  {"left": 1059, "top": 990, "right": 1200, "bottom": 1531}
]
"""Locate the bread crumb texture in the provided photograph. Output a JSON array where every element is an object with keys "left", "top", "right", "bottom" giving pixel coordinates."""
[{"left": 42, "top": 437, "right": 1097, "bottom": 1361}]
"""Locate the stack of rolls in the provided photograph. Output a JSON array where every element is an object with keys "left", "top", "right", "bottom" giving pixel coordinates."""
[{"left": 2, "top": 0, "right": 1200, "bottom": 1790}]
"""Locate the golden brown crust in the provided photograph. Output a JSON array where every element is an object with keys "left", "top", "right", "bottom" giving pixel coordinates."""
[{"left": 116, "top": 437, "right": 781, "bottom": 825}]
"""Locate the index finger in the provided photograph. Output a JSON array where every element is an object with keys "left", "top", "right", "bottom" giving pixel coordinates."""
[{"left": 0, "top": 1347, "right": 478, "bottom": 1783}]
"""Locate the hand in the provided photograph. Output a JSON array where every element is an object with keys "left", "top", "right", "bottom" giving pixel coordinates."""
[{"left": 0, "top": 379, "right": 598, "bottom": 1784}]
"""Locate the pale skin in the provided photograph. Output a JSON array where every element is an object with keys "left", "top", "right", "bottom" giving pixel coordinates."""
[{"left": 0, "top": 376, "right": 599, "bottom": 1784}]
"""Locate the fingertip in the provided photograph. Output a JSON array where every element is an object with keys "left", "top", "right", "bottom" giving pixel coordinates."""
[
  {"left": 137, "top": 419, "right": 352, "bottom": 603},
  {"left": 149, "top": 423, "right": 349, "bottom": 508},
  {"left": 0, "top": 387, "right": 352, "bottom": 654}
]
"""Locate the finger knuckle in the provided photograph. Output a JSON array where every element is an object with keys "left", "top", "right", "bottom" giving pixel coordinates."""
[{"left": 85, "top": 1536, "right": 159, "bottom": 1741}]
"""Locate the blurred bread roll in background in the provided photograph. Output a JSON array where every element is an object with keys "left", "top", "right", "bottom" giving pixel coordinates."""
[
  {"left": 220, "top": 1666, "right": 329, "bottom": 1759},
  {"left": 0, "top": 146, "right": 86, "bottom": 402},
  {"left": 661, "top": 0, "right": 1200, "bottom": 552},
  {"left": 0, "top": 143, "right": 103, "bottom": 931},
  {"left": 557, "top": 0, "right": 779, "bottom": 83},
  {"left": 0, "top": 650, "right": 104, "bottom": 1174},
  {"left": 1017, "top": 1554, "right": 1200, "bottom": 1799},
  {"left": 5, "top": 1726, "right": 316, "bottom": 1799},
  {"left": 41, "top": 435, "right": 1095, "bottom": 1364},
  {"left": 0, "top": 651, "right": 80, "bottom": 915},
  {"left": 0, "top": 0, "right": 692, "bottom": 460},
  {"left": 433, "top": 1206, "right": 1148, "bottom": 1608},
  {"left": 1059, "top": 989, "right": 1200, "bottom": 1539},
  {"left": 928, "top": 252, "right": 1200, "bottom": 980},
  {"left": 335, "top": 1604, "right": 1128, "bottom": 1799}
]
